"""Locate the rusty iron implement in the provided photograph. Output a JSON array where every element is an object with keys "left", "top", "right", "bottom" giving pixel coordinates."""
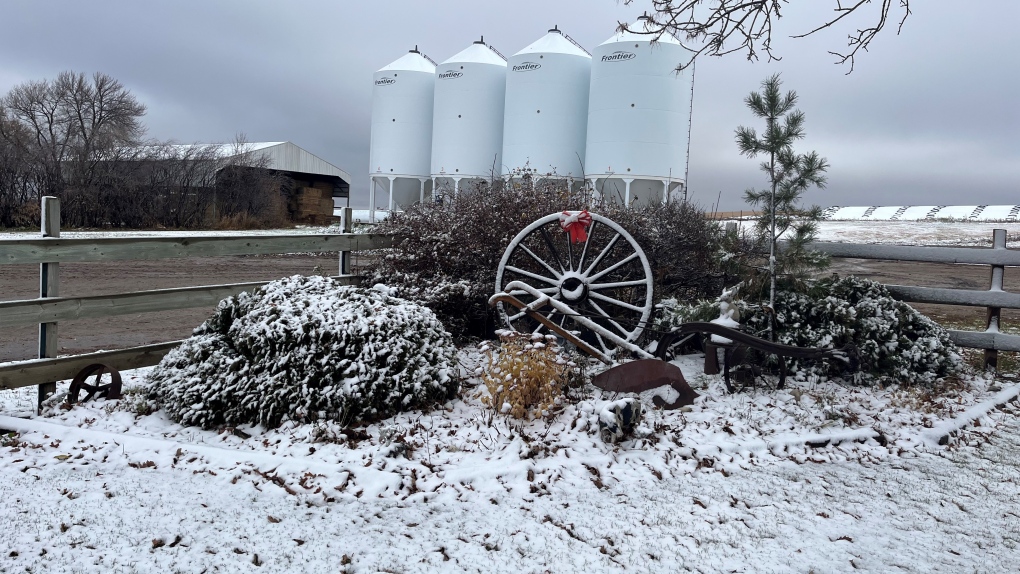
[
  {"left": 655, "top": 322, "right": 859, "bottom": 393},
  {"left": 66, "top": 363, "right": 123, "bottom": 404},
  {"left": 590, "top": 359, "right": 699, "bottom": 410},
  {"left": 489, "top": 293, "right": 613, "bottom": 364},
  {"left": 489, "top": 293, "right": 699, "bottom": 408}
]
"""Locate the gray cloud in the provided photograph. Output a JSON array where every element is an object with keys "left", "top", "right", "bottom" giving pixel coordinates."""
[{"left": 2, "top": 0, "right": 1016, "bottom": 211}]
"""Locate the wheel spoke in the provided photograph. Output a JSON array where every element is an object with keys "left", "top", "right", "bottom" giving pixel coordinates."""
[
  {"left": 519, "top": 245, "right": 563, "bottom": 280},
  {"left": 504, "top": 265, "right": 559, "bottom": 287},
  {"left": 587, "top": 299, "right": 633, "bottom": 338},
  {"left": 565, "top": 231, "right": 575, "bottom": 271},
  {"left": 532, "top": 310, "right": 559, "bottom": 335},
  {"left": 582, "top": 232, "right": 621, "bottom": 277},
  {"left": 508, "top": 309, "right": 528, "bottom": 321},
  {"left": 588, "top": 252, "right": 639, "bottom": 282},
  {"left": 590, "top": 291, "right": 646, "bottom": 314},
  {"left": 593, "top": 330, "right": 610, "bottom": 356},
  {"left": 588, "top": 279, "right": 649, "bottom": 290},
  {"left": 539, "top": 226, "right": 567, "bottom": 273},
  {"left": 575, "top": 221, "right": 596, "bottom": 272}
]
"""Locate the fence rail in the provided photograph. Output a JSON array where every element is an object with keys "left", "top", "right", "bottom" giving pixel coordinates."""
[
  {"left": 0, "top": 233, "right": 391, "bottom": 265},
  {"left": 810, "top": 241, "right": 1020, "bottom": 267},
  {"left": 810, "top": 229, "right": 1020, "bottom": 359},
  {"left": 0, "top": 198, "right": 393, "bottom": 408},
  {"left": 0, "top": 276, "right": 361, "bottom": 328},
  {"left": 0, "top": 342, "right": 181, "bottom": 391},
  {"left": 2, "top": 201, "right": 1017, "bottom": 407}
]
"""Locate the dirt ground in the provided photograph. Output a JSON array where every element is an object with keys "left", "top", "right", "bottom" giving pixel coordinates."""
[
  {"left": 0, "top": 253, "right": 347, "bottom": 362},
  {"left": 0, "top": 254, "right": 1016, "bottom": 363}
]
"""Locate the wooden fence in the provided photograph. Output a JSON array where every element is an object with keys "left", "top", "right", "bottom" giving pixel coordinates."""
[
  {"left": 810, "top": 229, "right": 1020, "bottom": 368},
  {"left": 0, "top": 197, "right": 393, "bottom": 409},
  {"left": 1, "top": 200, "right": 1017, "bottom": 412}
]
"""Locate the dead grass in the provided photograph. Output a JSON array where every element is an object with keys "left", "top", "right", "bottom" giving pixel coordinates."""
[{"left": 481, "top": 332, "right": 572, "bottom": 420}]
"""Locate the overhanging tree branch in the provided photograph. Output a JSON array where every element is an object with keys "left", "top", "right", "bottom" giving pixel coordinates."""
[{"left": 621, "top": 0, "right": 910, "bottom": 73}]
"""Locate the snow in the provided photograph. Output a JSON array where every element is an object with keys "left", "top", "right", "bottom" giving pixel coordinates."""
[
  {"left": 2, "top": 219, "right": 1020, "bottom": 571},
  {"left": 2, "top": 348, "right": 1019, "bottom": 572},
  {"left": 713, "top": 220, "right": 1020, "bottom": 247}
]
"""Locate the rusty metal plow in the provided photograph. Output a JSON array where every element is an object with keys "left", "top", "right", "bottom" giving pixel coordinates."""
[
  {"left": 489, "top": 280, "right": 653, "bottom": 364},
  {"left": 488, "top": 280, "right": 699, "bottom": 409}
]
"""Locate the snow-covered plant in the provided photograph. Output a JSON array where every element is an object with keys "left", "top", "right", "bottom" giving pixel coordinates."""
[
  {"left": 367, "top": 177, "right": 726, "bottom": 340},
  {"left": 480, "top": 331, "right": 573, "bottom": 420},
  {"left": 147, "top": 275, "right": 459, "bottom": 429},
  {"left": 658, "top": 275, "right": 962, "bottom": 386}
]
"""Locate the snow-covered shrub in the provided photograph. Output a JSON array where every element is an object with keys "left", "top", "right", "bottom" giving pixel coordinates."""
[
  {"left": 480, "top": 331, "right": 573, "bottom": 419},
  {"left": 147, "top": 276, "right": 459, "bottom": 429},
  {"left": 367, "top": 177, "right": 725, "bottom": 340},
  {"left": 658, "top": 276, "right": 961, "bottom": 386}
]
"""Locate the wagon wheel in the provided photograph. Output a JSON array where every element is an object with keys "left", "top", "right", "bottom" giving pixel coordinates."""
[
  {"left": 495, "top": 212, "right": 653, "bottom": 358},
  {"left": 67, "top": 363, "right": 123, "bottom": 404},
  {"left": 654, "top": 330, "right": 706, "bottom": 362},
  {"left": 725, "top": 347, "right": 786, "bottom": 393}
]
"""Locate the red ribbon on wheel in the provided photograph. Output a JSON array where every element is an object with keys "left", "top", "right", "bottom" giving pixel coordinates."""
[{"left": 559, "top": 210, "right": 592, "bottom": 244}]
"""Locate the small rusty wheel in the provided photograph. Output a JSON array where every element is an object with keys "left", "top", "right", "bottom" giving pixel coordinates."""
[
  {"left": 725, "top": 347, "right": 786, "bottom": 393},
  {"left": 67, "top": 363, "right": 123, "bottom": 404}
]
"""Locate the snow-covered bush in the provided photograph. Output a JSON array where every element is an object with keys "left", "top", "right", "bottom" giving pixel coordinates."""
[
  {"left": 147, "top": 276, "right": 459, "bottom": 429},
  {"left": 657, "top": 275, "right": 961, "bottom": 386},
  {"left": 480, "top": 331, "right": 573, "bottom": 420},
  {"left": 367, "top": 177, "right": 725, "bottom": 340}
]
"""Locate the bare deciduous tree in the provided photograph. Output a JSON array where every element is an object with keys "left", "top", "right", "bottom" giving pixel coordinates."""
[
  {"left": 0, "top": 71, "right": 147, "bottom": 215},
  {"left": 621, "top": 0, "right": 911, "bottom": 72},
  {"left": 1, "top": 74, "right": 289, "bottom": 230}
]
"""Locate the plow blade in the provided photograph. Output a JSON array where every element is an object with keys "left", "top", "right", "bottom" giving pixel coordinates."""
[{"left": 592, "top": 359, "right": 700, "bottom": 410}]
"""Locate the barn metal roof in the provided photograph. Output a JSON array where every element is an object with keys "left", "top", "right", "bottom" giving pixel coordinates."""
[{"left": 157, "top": 141, "right": 351, "bottom": 184}]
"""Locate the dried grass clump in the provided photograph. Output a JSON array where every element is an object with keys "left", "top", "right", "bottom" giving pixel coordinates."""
[{"left": 481, "top": 331, "right": 573, "bottom": 420}]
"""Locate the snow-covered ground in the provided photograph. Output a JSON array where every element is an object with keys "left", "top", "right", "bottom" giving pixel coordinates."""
[
  {"left": 2, "top": 219, "right": 1020, "bottom": 572},
  {"left": 2, "top": 348, "right": 1019, "bottom": 573}
]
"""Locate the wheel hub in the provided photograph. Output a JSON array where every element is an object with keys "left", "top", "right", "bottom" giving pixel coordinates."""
[{"left": 558, "top": 272, "right": 588, "bottom": 303}]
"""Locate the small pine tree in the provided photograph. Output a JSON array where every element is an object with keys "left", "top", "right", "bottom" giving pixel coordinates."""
[{"left": 736, "top": 73, "right": 829, "bottom": 339}]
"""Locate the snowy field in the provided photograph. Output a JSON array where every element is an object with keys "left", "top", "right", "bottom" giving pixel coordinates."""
[
  {"left": 2, "top": 349, "right": 1019, "bottom": 573},
  {"left": 2, "top": 219, "right": 1020, "bottom": 572}
]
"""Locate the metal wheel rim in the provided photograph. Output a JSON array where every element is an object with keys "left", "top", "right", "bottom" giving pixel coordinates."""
[{"left": 495, "top": 212, "right": 653, "bottom": 357}]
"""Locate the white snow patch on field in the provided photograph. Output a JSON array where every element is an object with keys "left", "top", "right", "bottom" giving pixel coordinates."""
[{"left": 2, "top": 349, "right": 1019, "bottom": 572}]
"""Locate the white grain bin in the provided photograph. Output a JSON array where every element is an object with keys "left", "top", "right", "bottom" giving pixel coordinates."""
[
  {"left": 369, "top": 47, "right": 436, "bottom": 222},
  {"left": 502, "top": 26, "right": 591, "bottom": 183},
  {"left": 431, "top": 38, "right": 507, "bottom": 195},
  {"left": 585, "top": 17, "right": 694, "bottom": 207}
]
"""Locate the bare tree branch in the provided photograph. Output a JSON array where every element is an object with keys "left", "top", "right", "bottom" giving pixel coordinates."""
[{"left": 620, "top": 0, "right": 910, "bottom": 73}]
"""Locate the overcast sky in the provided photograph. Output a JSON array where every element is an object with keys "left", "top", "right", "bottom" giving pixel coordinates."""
[{"left": 2, "top": 1, "right": 1017, "bottom": 211}]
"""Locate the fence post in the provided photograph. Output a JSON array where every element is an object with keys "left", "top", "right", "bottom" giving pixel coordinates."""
[
  {"left": 984, "top": 228, "right": 1007, "bottom": 371},
  {"left": 339, "top": 206, "right": 353, "bottom": 275},
  {"left": 37, "top": 196, "right": 60, "bottom": 412}
]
